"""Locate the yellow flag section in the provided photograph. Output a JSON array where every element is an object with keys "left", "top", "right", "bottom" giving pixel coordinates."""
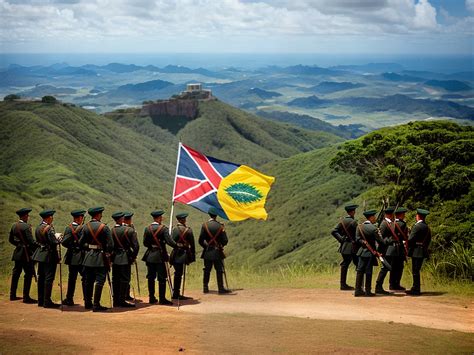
[{"left": 216, "top": 165, "right": 275, "bottom": 221}]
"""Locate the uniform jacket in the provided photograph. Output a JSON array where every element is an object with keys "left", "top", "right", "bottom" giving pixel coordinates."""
[
  {"left": 170, "top": 223, "right": 196, "bottom": 265},
  {"left": 9, "top": 220, "right": 36, "bottom": 262},
  {"left": 408, "top": 220, "right": 431, "bottom": 258},
  {"left": 378, "top": 218, "right": 393, "bottom": 255},
  {"left": 355, "top": 221, "right": 384, "bottom": 264},
  {"left": 199, "top": 219, "right": 228, "bottom": 261},
  {"left": 32, "top": 222, "right": 60, "bottom": 264},
  {"left": 331, "top": 216, "right": 359, "bottom": 255},
  {"left": 389, "top": 219, "right": 408, "bottom": 257},
  {"left": 111, "top": 224, "right": 139, "bottom": 266},
  {"left": 79, "top": 220, "right": 113, "bottom": 268},
  {"left": 62, "top": 223, "right": 85, "bottom": 266},
  {"left": 142, "top": 223, "right": 176, "bottom": 264}
]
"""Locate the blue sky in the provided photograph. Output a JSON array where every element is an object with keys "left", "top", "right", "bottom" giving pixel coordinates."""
[{"left": 0, "top": 0, "right": 472, "bottom": 55}]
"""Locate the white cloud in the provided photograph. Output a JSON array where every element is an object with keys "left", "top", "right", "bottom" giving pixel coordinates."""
[{"left": 467, "top": 0, "right": 474, "bottom": 12}]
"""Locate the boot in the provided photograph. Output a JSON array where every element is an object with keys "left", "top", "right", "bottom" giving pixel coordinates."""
[
  {"left": 365, "top": 276, "right": 375, "bottom": 297},
  {"left": 63, "top": 276, "right": 76, "bottom": 306},
  {"left": 203, "top": 269, "right": 210, "bottom": 293},
  {"left": 354, "top": 272, "right": 365, "bottom": 297},
  {"left": 172, "top": 273, "right": 182, "bottom": 299},
  {"left": 22, "top": 276, "right": 37, "bottom": 304},
  {"left": 84, "top": 282, "right": 93, "bottom": 309},
  {"left": 217, "top": 272, "right": 231, "bottom": 294},
  {"left": 37, "top": 280, "right": 45, "bottom": 307},
  {"left": 158, "top": 282, "right": 173, "bottom": 305},
  {"left": 92, "top": 284, "right": 108, "bottom": 312},
  {"left": 148, "top": 279, "right": 158, "bottom": 304},
  {"left": 43, "top": 283, "right": 60, "bottom": 308},
  {"left": 375, "top": 270, "right": 389, "bottom": 295},
  {"left": 10, "top": 274, "right": 21, "bottom": 301},
  {"left": 340, "top": 266, "right": 354, "bottom": 290},
  {"left": 406, "top": 274, "right": 421, "bottom": 295},
  {"left": 125, "top": 284, "right": 134, "bottom": 301},
  {"left": 120, "top": 282, "right": 135, "bottom": 308}
]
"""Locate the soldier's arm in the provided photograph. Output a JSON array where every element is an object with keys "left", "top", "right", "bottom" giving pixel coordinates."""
[
  {"left": 379, "top": 221, "right": 390, "bottom": 242},
  {"left": 331, "top": 222, "right": 344, "bottom": 243},
  {"left": 104, "top": 226, "right": 114, "bottom": 252},
  {"left": 220, "top": 228, "right": 228, "bottom": 247},
  {"left": 198, "top": 225, "right": 208, "bottom": 248},
  {"left": 408, "top": 223, "right": 420, "bottom": 243},
  {"left": 375, "top": 227, "right": 385, "bottom": 245},
  {"left": 9, "top": 225, "right": 18, "bottom": 246},
  {"left": 131, "top": 230, "right": 139, "bottom": 257},
  {"left": 163, "top": 227, "right": 178, "bottom": 248},
  {"left": 47, "top": 227, "right": 60, "bottom": 245},
  {"left": 61, "top": 227, "right": 74, "bottom": 248},
  {"left": 188, "top": 229, "right": 196, "bottom": 256},
  {"left": 143, "top": 228, "right": 152, "bottom": 248}
]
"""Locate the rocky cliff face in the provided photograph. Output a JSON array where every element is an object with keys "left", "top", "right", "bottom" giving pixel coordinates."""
[{"left": 140, "top": 99, "right": 199, "bottom": 119}]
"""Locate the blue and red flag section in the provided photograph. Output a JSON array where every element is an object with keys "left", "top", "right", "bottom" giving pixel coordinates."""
[{"left": 172, "top": 143, "right": 275, "bottom": 221}]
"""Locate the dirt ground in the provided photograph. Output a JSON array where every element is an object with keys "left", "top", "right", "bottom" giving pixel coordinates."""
[{"left": 0, "top": 288, "right": 473, "bottom": 354}]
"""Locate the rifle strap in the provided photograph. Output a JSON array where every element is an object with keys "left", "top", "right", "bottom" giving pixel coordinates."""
[
  {"left": 149, "top": 225, "right": 164, "bottom": 250},
  {"left": 112, "top": 227, "right": 125, "bottom": 249},
  {"left": 394, "top": 222, "right": 408, "bottom": 241},
  {"left": 204, "top": 223, "right": 223, "bottom": 247},
  {"left": 385, "top": 220, "right": 400, "bottom": 243},
  {"left": 339, "top": 218, "right": 354, "bottom": 242},
  {"left": 86, "top": 222, "right": 106, "bottom": 248},
  {"left": 39, "top": 225, "right": 51, "bottom": 245},
  {"left": 357, "top": 225, "right": 377, "bottom": 256},
  {"left": 122, "top": 227, "right": 131, "bottom": 244},
  {"left": 178, "top": 226, "right": 190, "bottom": 246},
  {"left": 70, "top": 224, "right": 83, "bottom": 242}
]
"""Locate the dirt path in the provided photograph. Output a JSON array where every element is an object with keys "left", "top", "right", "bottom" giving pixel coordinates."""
[{"left": 0, "top": 288, "right": 472, "bottom": 354}]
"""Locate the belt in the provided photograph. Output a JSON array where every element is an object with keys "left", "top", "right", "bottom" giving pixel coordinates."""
[
  {"left": 88, "top": 245, "right": 102, "bottom": 250},
  {"left": 415, "top": 242, "right": 424, "bottom": 246},
  {"left": 151, "top": 244, "right": 159, "bottom": 248}
]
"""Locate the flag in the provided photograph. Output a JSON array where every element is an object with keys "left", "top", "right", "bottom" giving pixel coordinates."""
[{"left": 172, "top": 143, "right": 275, "bottom": 221}]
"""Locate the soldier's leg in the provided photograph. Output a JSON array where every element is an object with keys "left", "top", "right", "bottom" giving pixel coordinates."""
[
  {"left": 92, "top": 267, "right": 108, "bottom": 312},
  {"left": 203, "top": 259, "right": 212, "bottom": 293},
  {"left": 37, "top": 262, "right": 45, "bottom": 307},
  {"left": 365, "top": 257, "right": 375, "bottom": 297},
  {"left": 340, "top": 254, "right": 354, "bottom": 290},
  {"left": 407, "top": 257, "right": 423, "bottom": 295},
  {"left": 43, "top": 261, "right": 59, "bottom": 308},
  {"left": 375, "top": 259, "right": 390, "bottom": 295},
  {"left": 79, "top": 267, "right": 86, "bottom": 305},
  {"left": 119, "top": 265, "right": 134, "bottom": 308},
  {"left": 387, "top": 255, "right": 397, "bottom": 290},
  {"left": 397, "top": 257, "right": 406, "bottom": 289},
  {"left": 22, "top": 261, "right": 36, "bottom": 303},
  {"left": 172, "top": 263, "right": 183, "bottom": 299},
  {"left": 157, "top": 263, "right": 172, "bottom": 305},
  {"left": 64, "top": 264, "right": 79, "bottom": 305},
  {"left": 83, "top": 267, "right": 94, "bottom": 309},
  {"left": 112, "top": 264, "right": 121, "bottom": 307},
  {"left": 354, "top": 257, "right": 366, "bottom": 297},
  {"left": 10, "top": 261, "right": 23, "bottom": 300},
  {"left": 215, "top": 260, "right": 230, "bottom": 294},
  {"left": 146, "top": 263, "right": 158, "bottom": 304}
]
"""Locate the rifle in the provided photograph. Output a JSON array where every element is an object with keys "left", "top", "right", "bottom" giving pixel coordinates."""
[
  {"left": 164, "top": 261, "right": 174, "bottom": 298},
  {"left": 134, "top": 261, "right": 141, "bottom": 296},
  {"left": 15, "top": 223, "right": 37, "bottom": 282},
  {"left": 357, "top": 225, "right": 392, "bottom": 271},
  {"left": 105, "top": 268, "right": 113, "bottom": 307},
  {"left": 376, "top": 197, "right": 388, "bottom": 227},
  {"left": 221, "top": 259, "right": 230, "bottom": 291},
  {"left": 57, "top": 239, "right": 64, "bottom": 312}
]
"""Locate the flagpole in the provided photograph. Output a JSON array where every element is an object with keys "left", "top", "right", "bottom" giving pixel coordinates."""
[{"left": 169, "top": 141, "right": 182, "bottom": 232}]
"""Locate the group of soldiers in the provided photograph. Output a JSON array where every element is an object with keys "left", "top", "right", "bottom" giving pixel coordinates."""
[
  {"left": 332, "top": 204, "right": 432, "bottom": 297},
  {"left": 8, "top": 205, "right": 230, "bottom": 312}
]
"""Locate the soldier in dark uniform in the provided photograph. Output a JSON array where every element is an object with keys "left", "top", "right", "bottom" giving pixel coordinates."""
[
  {"left": 375, "top": 206, "right": 395, "bottom": 295},
  {"left": 406, "top": 209, "right": 431, "bottom": 296},
  {"left": 111, "top": 211, "right": 138, "bottom": 308},
  {"left": 123, "top": 211, "right": 138, "bottom": 302},
  {"left": 170, "top": 212, "right": 196, "bottom": 300},
  {"left": 331, "top": 204, "right": 359, "bottom": 290},
  {"left": 32, "top": 209, "right": 61, "bottom": 308},
  {"left": 79, "top": 206, "right": 114, "bottom": 312},
  {"left": 61, "top": 209, "right": 86, "bottom": 306},
  {"left": 354, "top": 210, "right": 385, "bottom": 297},
  {"left": 9, "top": 207, "right": 37, "bottom": 303},
  {"left": 199, "top": 207, "right": 230, "bottom": 294},
  {"left": 142, "top": 210, "right": 177, "bottom": 305},
  {"left": 391, "top": 207, "right": 409, "bottom": 291}
]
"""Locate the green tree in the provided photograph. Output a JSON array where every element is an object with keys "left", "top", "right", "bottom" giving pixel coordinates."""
[
  {"left": 4, "top": 94, "right": 20, "bottom": 101},
  {"left": 41, "top": 95, "right": 57, "bottom": 103}
]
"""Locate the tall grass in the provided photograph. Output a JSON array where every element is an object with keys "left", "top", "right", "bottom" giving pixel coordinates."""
[{"left": 425, "top": 241, "right": 472, "bottom": 281}]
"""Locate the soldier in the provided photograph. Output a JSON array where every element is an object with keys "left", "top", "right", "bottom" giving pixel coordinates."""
[
  {"left": 123, "top": 211, "right": 138, "bottom": 302},
  {"left": 8, "top": 207, "right": 37, "bottom": 303},
  {"left": 170, "top": 212, "right": 196, "bottom": 300},
  {"left": 354, "top": 209, "right": 385, "bottom": 297},
  {"left": 111, "top": 211, "right": 138, "bottom": 308},
  {"left": 391, "top": 207, "right": 409, "bottom": 291},
  {"left": 79, "top": 206, "right": 114, "bottom": 312},
  {"left": 199, "top": 207, "right": 230, "bottom": 294},
  {"left": 375, "top": 206, "right": 395, "bottom": 295},
  {"left": 142, "top": 210, "right": 177, "bottom": 305},
  {"left": 331, "top": 204, "right": 359, "bottom": 290},
  {"left": 406, "top": 209, "right": 431, "bottom": 296},
  {"left": 32, "top": 209, "right": 61, "bottom": 308},
  {"left": 61, "top": 209, "right": 86, "bottom": 306}
]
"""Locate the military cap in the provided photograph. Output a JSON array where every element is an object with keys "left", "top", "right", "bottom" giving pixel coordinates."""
[
  {"left": 88, "top": 206, "right": 105, "bottom": 216},
  {"left": 385, "top": 206, "right": 396, "bottom": 214},
  {"left": 208, "top": 207, "right": 218, "bottom": 216},
  {"left": 344, "top": 204, "right": 359, "bottom": 212},
  {"left": 176, "top": 212, "right": 188, "bottom": 219},
  {"left": 151, "top": 210, "right": 165, "bottom": 217},
  {"left": 395, "top": 207, "right": 408, "bottom": 214},
  {"left": 124, "top": 211, "right": 134, "bottom": 218},
  {"left": 416, "top": 208, "right": 430, "bottom": 216},
  {"left": 16, "top": 207, "right": 32, "bottom": 216},
  {"left": 363, "top": 209, "right": 377, "bottom": 217},
  {"left": 71, "top": 209, "right": 86, "bottom": 217},
  {"left": 112, "top": 211, "right": 125, "bottom": 220},
  {"left": 39, "top": 209, "right": 56, "bottom": 218}
]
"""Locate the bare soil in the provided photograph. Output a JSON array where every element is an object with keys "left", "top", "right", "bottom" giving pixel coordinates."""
[{"left": 0, "top": 288, "right": 472, "bottom": 354}]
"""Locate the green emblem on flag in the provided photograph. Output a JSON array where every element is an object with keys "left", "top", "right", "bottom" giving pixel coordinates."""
[{"left": 225, "top": 183, "right": 263, "bottom": 204}]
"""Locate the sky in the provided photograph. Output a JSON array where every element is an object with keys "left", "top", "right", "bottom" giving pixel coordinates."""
[{"left": 0, "top": 0, "right": 473, "bottom": 55}]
